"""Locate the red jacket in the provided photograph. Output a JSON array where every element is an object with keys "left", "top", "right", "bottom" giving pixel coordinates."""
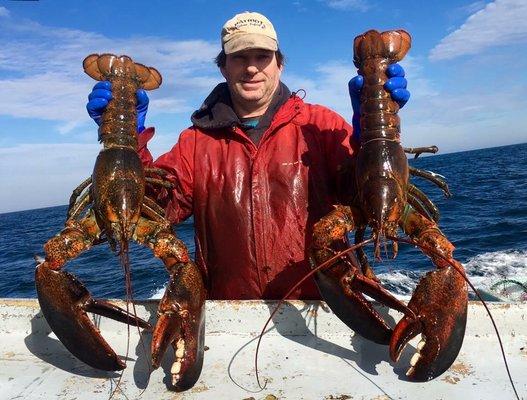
[{"left": 139, "top": 84, "right": 357, "bottom": 299}]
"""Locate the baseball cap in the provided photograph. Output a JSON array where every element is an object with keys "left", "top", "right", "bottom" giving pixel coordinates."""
[{"left": 221, "top": 11, "right": 278, "bottom": 54}]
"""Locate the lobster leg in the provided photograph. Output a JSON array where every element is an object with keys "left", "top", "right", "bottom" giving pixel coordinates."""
[
  {"left": 354, "top": 227, "right": 378, "bottom": 281},
  {"left": 408, "top": 184, "right": 440, "bottom": 222},
  {"left": 67, "top": 176, "right": 92, "bottom": 217},
  {"left": 311, "top": 205, "right": 415, "bottom": 345},
  {"left": 35, "top": 214, "right": 151, "bottom": 371},
  {"left": 391, "top": 205, "right": 468, "bottom": 381},
  {"left": 135, "top": 217, "right": 206, "bottom": 390},
  {"left": 409, "top": 166, "right": 452, "bottom": 198}
]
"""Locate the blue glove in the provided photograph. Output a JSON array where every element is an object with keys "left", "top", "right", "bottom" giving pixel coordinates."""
[
  {"left": 86, "top": 81, "right": 149, "bottom": 132},
  {"left": 348, "top": 63, "right": 410, "bottom": 140}
]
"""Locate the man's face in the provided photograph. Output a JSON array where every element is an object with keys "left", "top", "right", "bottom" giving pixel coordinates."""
[{"left": 220, "top": 49, "right": 282, "bottom": 115}]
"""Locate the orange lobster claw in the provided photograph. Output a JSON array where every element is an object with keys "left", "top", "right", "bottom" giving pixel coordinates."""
[
  {"left": 390, "top": 265, "right": 468, "bottom": 381},
  {"left": 149, "top": 261, "right": 206, "bottom": 390},
  {"left": 315, "top": 269, "right": 414, "bottom": 345},
  {"left": 310, "top": 201, "right": 469, "bottom": 381},
  {"left": 35, "top": 263, "right": 151, "bottom": 371}
]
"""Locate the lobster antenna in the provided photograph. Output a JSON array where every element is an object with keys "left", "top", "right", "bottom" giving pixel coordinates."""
[
  {"left": 254, "top": 238, "right": 374, "bottom": 389},
  {"left": 386, "top": 235, "right": 520, "bottom": 400},
  {"left": 108, "top": 240, "right": 152, "bottom": 400},
  {"left": 108, "top": 241, "right": 131, "bottom": 400},
  {"left": 383, "top": 235, "right": 389, "bottom": 260},
  {"left": 126, "top": 256, "right": 152, "bottom": 397}
]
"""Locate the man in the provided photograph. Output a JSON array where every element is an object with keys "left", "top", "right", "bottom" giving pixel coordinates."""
[{"left": 87, "top": 12, "right": 410, "bottom": 300}]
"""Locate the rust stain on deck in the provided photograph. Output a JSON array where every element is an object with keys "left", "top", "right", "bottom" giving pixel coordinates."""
[
  {"left": 442, "top": 375, "right": 461, "bottom": 385},
  {"left": 442, "top": 361, "right": 474, "bottom": 385},
  {"left": 190, "top": 382, "right": 209, "bottom": 393},
  {"left": 450, "top": 361, "right": 473, "bottom": 377}
]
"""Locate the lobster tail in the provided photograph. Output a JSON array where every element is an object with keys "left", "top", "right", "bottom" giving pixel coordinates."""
[
  {"left": 83, "top": 54, "right": 161, "bottom": 148},
  {"left": 83, "top": 54, "right": 162, "bottom": 90},
  {"left": 353, "top": 29, "right": 411, "bottom": 67}
]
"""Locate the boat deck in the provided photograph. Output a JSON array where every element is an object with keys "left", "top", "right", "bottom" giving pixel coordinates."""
[{"left": 1, "top": 299, "right": 525, "bottom": 399}]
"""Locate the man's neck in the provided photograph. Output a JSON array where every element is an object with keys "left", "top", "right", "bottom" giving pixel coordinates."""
[{"left": 231, "top": 101, "right": 268, "bottom": 119}]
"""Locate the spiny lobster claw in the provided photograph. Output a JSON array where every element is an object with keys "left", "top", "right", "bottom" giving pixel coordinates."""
[
  {"left": 35, "top": 262, "right": 151, "bottom": 371},
  {"left": 390, "top": 265, "right": 468, "bottom": 381}
]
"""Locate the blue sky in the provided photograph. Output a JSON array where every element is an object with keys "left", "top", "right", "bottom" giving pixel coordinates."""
[{"left": 0, "top": 0, "right": 526, "bottom": 213}]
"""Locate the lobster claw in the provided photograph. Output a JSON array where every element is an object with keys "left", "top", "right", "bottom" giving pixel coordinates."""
[
  {"left": 314, "top": 268, "right": 416, "bottom": 345},
  {"left": 35, "top": 262, "right": 151, "bottom": 371},
  {"left": 151, "top": 304, "right": 205, "bottom": 390},
  {"left": 150, "top": 262, "right": 206, "bottom": 390},
  {"left": 390, "top": 265, "right": 468, "bottom": 381},
  {"left": 315, "top": 271, "right": 391, "bottom": 344}
]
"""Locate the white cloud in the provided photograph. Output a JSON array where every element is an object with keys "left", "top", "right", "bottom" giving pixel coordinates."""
[
  {"left": 0, "top": 143, "right": 99, "bottom": 213},
  {"left": 283, "top": 61, "right": 353, "bottom": 119},
  {"left": 0, "top": 72, "right": 90, "bottom": 124},
  {"left": 459, "top": 1, "right": 488, "bottom": 15},
  {"left": 394, "top": 56, "right": 438, "bottom": 100},
  {"left": 0, "top": 15, "right": 221, "bottom": 128},
  {"left": 397, "top": 58, "right": 527, "bottom": 152},
  {"left": 319, "top": 0, "right": 369, "bottom": 11},
  {"left": 0, "top": 134, "right": 188, "bottom": 213},
  {"left": 430, "top": 0, "right": 527, "bottom": 60},
  {"left": 292, "top": 1, "right": 309, "bottom": 12},
  {"left": 150, "top": 97, "right": 193, "bottom": 114},
  {"left": 57, "top": 120, "right": 84, "bottom": 136},
  {"left": 402, "top": 88, "right": 527, "bottom": 153},
  {"left": 282, "top": 54, "right": 526, "bottom": 154},
  {"left": 282, "top": 55, "right": 436, "bottom": 120},
  {"left": 0, "top": 7, "right": 9, "bottom": 17}
]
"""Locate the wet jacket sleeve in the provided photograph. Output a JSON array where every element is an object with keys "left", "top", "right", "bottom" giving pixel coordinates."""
[
  {"left": 137, "top": 127, "right": 156, "bottom": 165},
  {"left": 137, "top": 127, "right": 195, "bottom": 224}
]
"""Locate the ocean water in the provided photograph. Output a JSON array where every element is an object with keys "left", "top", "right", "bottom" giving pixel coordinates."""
[{"left": 1, "top": 143, "right": 526, "bottom": 300}]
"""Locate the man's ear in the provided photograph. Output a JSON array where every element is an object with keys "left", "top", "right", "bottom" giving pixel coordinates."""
[{"left": 220, "top": 66, "right": 227, "bottom": 79}]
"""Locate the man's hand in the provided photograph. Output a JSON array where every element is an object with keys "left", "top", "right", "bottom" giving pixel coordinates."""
[
  {"left": 86, "top": 81, "right": 150, "bottom": 132},
  {"left": 348, "top": 63, "right": 410, "bottom": 139}
]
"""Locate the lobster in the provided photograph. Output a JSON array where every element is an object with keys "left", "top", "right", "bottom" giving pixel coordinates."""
[
  {"left": 35, "top": 54, "right": 206, "bottom": 390},
  {"left": 310, "top": 30, "right": 468, "bottom": 381}
]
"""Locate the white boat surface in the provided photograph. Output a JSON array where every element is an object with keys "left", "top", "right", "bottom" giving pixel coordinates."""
[{"left": 1, "top": 299, "right": 525, "bottom": 400}]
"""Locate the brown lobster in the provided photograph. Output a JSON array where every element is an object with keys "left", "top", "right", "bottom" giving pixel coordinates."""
[
  {"left": 35, "top": 54, "right": 206, "bottom": 390},
  {"left": 310, "top": 30, "right": 468, "bottom": 381}
]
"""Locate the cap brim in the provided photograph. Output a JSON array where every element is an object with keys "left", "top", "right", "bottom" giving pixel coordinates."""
[{"left": 223, "top": 33, "right": 278, "bottom": 54}]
